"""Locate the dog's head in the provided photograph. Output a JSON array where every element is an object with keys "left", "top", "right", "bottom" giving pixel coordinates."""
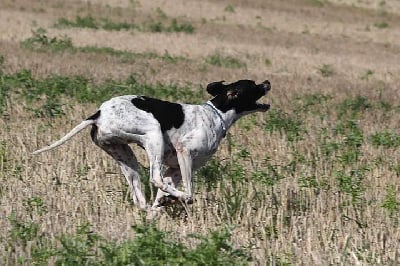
[{"left": 207, "top": 79, "right": 271, "bottom": 114}]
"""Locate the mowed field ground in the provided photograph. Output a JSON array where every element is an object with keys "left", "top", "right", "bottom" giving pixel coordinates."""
[{"left": 1, "top": 0, "right": 400, "bottom": 264}]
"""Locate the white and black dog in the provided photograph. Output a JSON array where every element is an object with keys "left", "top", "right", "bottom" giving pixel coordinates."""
[{"left": 33, "top": 79, "right": 271, "bottom": 211}]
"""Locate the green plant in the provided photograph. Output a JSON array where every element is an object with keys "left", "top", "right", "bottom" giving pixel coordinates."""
[
  {"left": 361, "top": 69, "right": 374, "bottom": 80},
  {"left": 155, "top": 7, "right": 168, "bottom": 19},
  {"left": 335, "top": 167, "right": 369, "bottom": 205},
  {"left": 0, "top": 141, "right": 7, "bottom": 171},
  {"left": 56, "top": 222, "right": 103, "bottom": 265},
  {"left": 310, "top": 0, "right": 327, "bottom": 7},
  {"left": 381, "top": 185, "right": 399, "bottom": 217},
  {"left": 205, "top": 54, "right": 246, "bottom": 69},
  {"left": 1, "top": 68, "right": 203, "bottom": 118},
  {"left": 319, "top": 64, "right": 334, "bottom": 77},
  {"left": 188, "top": 228, "right": 252, "bottom": 264},
  {"left": 21, "top": 28, "right": 73, "bottom": 52},
  {"left": 264, "top": 109, "right": 305, "bottom": 141},
  {"left": 55, "top": 223, "right": 251, "bottom": 265},
  {"left": 334, "top": 120, "right": 364, "bottom": 165},
  {"left": 101, "top": 19, "right": 134, "bottom": 31},
  {"left": 370, "top": 131, "right": 400, "bottom": 148},
  {"left": 337, "top": 96, "right": 371, "bottom": 119},
  {"left": 24, "top": 197, "right": 48, "bottom": 218},
  {"left": 8, "top": 212, "right": 40, "bottom": 247},
  {"left": 374, "top": 21, "right": 389, "bottom": 29},
  {"left": 56, "top": 15, "right": 136, "bottom": 31},
  {"left": 21, "top": 30, "right": 188, "bottom": 65},
  {"left": 29, "top": 98, "right": 65, "bottom": 118},
  {"left": 7, "top": 207, "right": 55, "bottom": 263},
  {"left": 196, "top": 158, "right": 228, "bottom": 190},
  {"left": 295, "top": 92, "right": 332, "bottom": 113},
  {"left": 55, "top": 15, "right": 98, "bottom": 29},
  {"left": 298, "top": 175, "right": 319, "bottom": 189},
  {"left": 0, "top": 54, "right": 8, "bottom": 114},
  {"left": 224, "top": 4, "right": 235, "bottom": 13},
  {"left": 140, "top": 18, "right": 194, "bottom": 33}
]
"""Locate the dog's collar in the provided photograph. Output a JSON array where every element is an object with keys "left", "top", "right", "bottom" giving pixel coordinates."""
[{"left": 204, "top": 101, "right": 227, "bottom": 137}]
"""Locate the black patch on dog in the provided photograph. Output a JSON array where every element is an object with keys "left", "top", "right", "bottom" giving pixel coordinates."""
[
  {"left": 86, "top": 110, "right": 101, "bottom": 121},
  {"left": 90, "top": 124, "right": 98, "bottom": 143},
  {"left": 131, "top": 96, "right": 185, "bottom": 132},
  {"left": 210, "top": 80, "right": 268, "bottom": 113}
]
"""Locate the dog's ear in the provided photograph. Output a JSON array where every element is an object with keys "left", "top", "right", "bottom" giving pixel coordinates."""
[{"left": 206, "top": 80, "right": 226, "bottom": 96}]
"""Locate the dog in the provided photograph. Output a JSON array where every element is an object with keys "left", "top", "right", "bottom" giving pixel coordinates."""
[{"left": 33, "top": 79, "right": 271, "bottom": 211}]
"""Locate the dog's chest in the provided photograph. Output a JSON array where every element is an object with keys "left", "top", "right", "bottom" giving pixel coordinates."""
[
  {"left": 161, "top": 106, "right": 224, "bottom": 169},
  {"left": 162, "top": 142, "right": 217, "bottom": 169}
]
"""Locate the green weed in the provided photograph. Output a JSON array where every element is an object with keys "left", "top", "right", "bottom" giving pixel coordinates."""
[
  {"left": 298, "top": 175, "right": 319, "bottom": 189},
  {"left": 295, "top": 92, "right": 332, "bottom": 113},
  {"left": 361, "top": 69, "right": 374, "bottom": 80},
  {"left": 0, "top": 54, "right": 6, "bottom": 114},
  {"left": 264, "top": 58, "right": 272, "bottom": 66},
  {"left": 7, "top": 216, "right": 251, "bottom": 265},
  {"left": 337, "top": 96, "right": 371, "bottom": 119},
  {"left": 55, "top": 15, "right": 195, "bottom": 33},
  {"left": 370, "top": 131, "right": 400, "bottom": 148},
  {"left": 23, "top": 197, "right": 48, "bottom": 218},
  {"left": 309, "top": 0, "right": 328, "bottom": 7},
  {"left": 167, "top": 18, "right": 195, "bottom": 33},
  {"left": 0, "top": 141, "right": 7, "bottom": 172},
  {"left": 56, "top": 222, "right": 103, "bottom": 265},
  {"left": 334, "top": 120, "right": 364, "bottom": 165},
  {"left": 196, "top": 158, "right": 229, "bottom": 190},
  {"left": 21, "top": 29, "right": 187, "bottom": 64},
  {"left": 205, "top": 54, "right": 246, "bottom": 69},
  {"left": 55, "top": 15, "right": 98, "bottom": 29},
  {"left": 336, "top": 166, "right": 369, "bottom": 206},
  {"left": 392, "top": 164, "right": 400, "bottom": 177},
  {"left": 264, "top": 109, "right": 305, "bottom": 141},
  {"left": 187, "top": 228, "right": 251, "bottom": 264},
  {"left": 0, "top": 67, "right": 202, "bottom": 117},
  {"left": 381, "top": 185, "right": 399, "bottom": 217},
  {"left": 21, "top": 28, "right": 73, "bottom": 52},
  {"left": 224, "top": 4, "right": 235, "bottom": 13},
  {"left": 374, "top": 21, "right": 389, "bottom": 29},
  {"left": 8, "top": 212, "right": 40, "bottom": 247},
  {"left": 319, "top": 64, "right": 334, "bottom": 77},
  {"left": 7, "top": 211, "right": 55, "bottom": 265}
]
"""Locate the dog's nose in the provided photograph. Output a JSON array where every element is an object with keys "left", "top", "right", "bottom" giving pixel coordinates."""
[{"left": 262, "top": 80, "right": 271, "bottom": 92}]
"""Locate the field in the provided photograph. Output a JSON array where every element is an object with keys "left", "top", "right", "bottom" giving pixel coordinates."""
[{"left": 1, "top": 0, "right": 400, "bottom": 264}]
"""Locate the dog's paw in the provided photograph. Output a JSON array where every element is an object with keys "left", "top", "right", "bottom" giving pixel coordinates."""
[
  {"left": 184, "top": 196, "right": 194, "bottom": 205},
  {"left": 159, "top": 195, "right": 179, "bottom": 206}
]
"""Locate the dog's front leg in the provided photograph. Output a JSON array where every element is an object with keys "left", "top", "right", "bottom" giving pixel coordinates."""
[
  {"left": 145, "top": 135, "right": 187, "bottom": 201},
  {"left": 176, "top": 147, "right": 193, "bottom": 204}
]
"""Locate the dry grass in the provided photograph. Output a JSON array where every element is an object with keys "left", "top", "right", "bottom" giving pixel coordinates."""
[{"left": 1, "top": 0, "right": 400, "bottom": 264}]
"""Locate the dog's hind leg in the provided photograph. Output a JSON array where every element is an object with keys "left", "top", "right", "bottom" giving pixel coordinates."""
[{"left": 95, "top": 143, "right": 147, "bottom": 210}]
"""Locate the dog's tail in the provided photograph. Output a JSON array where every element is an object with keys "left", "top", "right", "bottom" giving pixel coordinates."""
[{"left": 32, "top": 111, "right": 100, "bottom": 155}]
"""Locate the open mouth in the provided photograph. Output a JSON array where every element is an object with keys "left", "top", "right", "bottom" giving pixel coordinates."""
[
  {"left": 255, "top": 80, "right": 271, "bottom": 112},
  {"left": 255, "top": 102, "right": 270, "bottom": 112}
]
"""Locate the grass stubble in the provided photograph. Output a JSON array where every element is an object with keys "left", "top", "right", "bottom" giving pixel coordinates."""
[{"left": 0, "top": 0, "right": 400, "bottom": 264}]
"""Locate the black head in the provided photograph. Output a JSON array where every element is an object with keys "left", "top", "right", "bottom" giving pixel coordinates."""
[{"left": 207, "top": 79, "right": 271, "bottom": 113}]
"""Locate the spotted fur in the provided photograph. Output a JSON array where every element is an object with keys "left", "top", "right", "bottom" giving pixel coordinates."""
[{"left": 33, "top": 79, "right": 271, "bottom": 211}]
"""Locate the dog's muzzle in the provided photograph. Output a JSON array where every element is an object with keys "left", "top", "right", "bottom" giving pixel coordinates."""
[{"left": 262, "top": 80, "right": 271, "bottom": 94}]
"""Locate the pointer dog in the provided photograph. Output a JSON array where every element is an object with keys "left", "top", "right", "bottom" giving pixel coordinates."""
[{"left": 33, "top": 79, "right": 271, "bottom": 210}]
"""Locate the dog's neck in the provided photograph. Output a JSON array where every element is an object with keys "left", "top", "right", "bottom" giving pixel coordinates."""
[{"left": 205, "top": 98, "right": 240, "bottom": 136}]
